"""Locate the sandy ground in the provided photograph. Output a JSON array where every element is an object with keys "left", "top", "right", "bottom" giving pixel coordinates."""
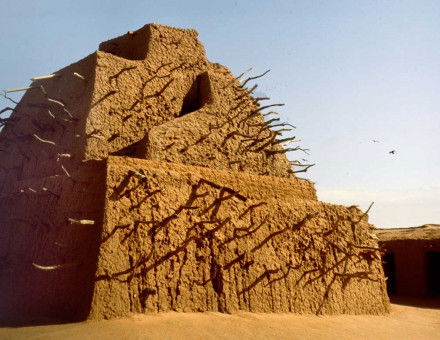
[{"left": 1, "top": 303, "right": 439, "bottom": 340}]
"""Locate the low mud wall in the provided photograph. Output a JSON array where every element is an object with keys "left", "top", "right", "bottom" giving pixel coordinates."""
[{"left": 90, "top": 157, "right": 389, "bottom": 319}]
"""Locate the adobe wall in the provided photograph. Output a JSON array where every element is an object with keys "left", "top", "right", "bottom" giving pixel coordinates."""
[
  {"left": 0, "top": 163, "right": 106, "bottom": 323},
  {"left": 380, "top": 239, "right": 440, "bottom": 296},
  {"left": 0, "top": 23, "right": 300, "bottom": 323},
  {"left": 89, "top": 156, "right": 389, "bottom": 319},
  {"left": 86, "top": 24, "right": 294, "bottom": 177},
  {"left": 0, "top": 52, "right": 105, "bottom": 323},
  {"left": 0, "top": 24, "right": 291, "bottom": 181},
  {"left": 0, "top": 53, "right": 96, "bottom": 183},
  {"left": 0, "top": 23, "right": 390, "bottom": 323}
]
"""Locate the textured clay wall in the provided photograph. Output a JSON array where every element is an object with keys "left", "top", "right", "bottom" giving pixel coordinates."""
[
  {"left": 86, "top": 24, "right": 294, "bottom": 177},
  {"left": 0, "top": 163, "right": 106, "bottom": 322},
  {"left": 0, "top": 53, "right": 96, "bottom": 183},
  {"left": 90, "top": 157, "right": 389, "bottom": 319},
  {"left": 0, "top": 23, "right": 390, "bottom": 323},
  {"left": 0, "top": 51, "right": 106, "bottom": 322},
  {"left": 380, "top": 239, "right": 440, "bottom": 296}
]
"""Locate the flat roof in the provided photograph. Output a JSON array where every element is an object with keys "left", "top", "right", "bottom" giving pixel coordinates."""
[{"left": 376, "top": 224, "right": 440, "bottom": 241}]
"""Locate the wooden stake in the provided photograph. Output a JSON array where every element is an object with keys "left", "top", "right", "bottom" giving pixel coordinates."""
[
  {"left": 73, "top": 72, "right": 85, "bottom": 80},
  {"left": 5, "top": 86, "right": 34, "bottom": 93},
  {"left": 32, "top": 134, "right": 56, "bottom": 145},
  {"left": 31, "top": 74, "right": 56, "bottom": 81},
  {"left": 32, "top": 262, "right": 77, "bottom": 270},
  {"left": 68, "top": 218, "right": 95, "bottom": 225}
]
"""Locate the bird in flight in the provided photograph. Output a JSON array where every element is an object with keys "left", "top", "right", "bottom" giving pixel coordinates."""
[
  {"left": 389, "top": 150, "right": 396, "bottom": 154},
  {"left": 372, "top": 140, "right": 380, "bottom": 143}
]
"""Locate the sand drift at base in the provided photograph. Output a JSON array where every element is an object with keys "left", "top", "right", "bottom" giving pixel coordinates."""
[
  {"left": 1, "top": 304, "right": 439, "bottom": 340},
  {"left": 0, "top": 23, "right": 389, "bottom": 322}
]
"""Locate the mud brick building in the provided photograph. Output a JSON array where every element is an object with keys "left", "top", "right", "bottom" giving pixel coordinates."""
[
  {"left": 0, "top": 24, "right": 389, "bottom": 322},
  {"left": 377, "top": 225, "right": 440, "bottom": 297}
]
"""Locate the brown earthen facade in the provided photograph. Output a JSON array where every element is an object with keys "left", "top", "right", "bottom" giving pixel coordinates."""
[
  {"left": 377, "top": 225, "right": 440, "bottom": 297},
  {"left": 0, "top": 24, "right": 389, "bottom": 323}
]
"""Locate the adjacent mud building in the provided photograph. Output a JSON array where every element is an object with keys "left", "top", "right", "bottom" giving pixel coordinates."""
[
  {"left": 377, "top": 224, "right": 440, "bottom": 297},
  {"left": 0, "top": 24, "right": 389, "bottom": 323}
]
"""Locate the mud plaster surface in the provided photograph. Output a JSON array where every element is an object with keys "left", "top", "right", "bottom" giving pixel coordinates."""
[
  {"left": 90, "top": 157, "right": 389, "bottom": 319},
  {"left": 0, "top": 23, "right": 389, "bottom": 322},
  {"left": 377, "top": 225, "right": 440, "bottom": 297},
  {"left": 376, "top": 224, "right": 440, "bottom": 241}
]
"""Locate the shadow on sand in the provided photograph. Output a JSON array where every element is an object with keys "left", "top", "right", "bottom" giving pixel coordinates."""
[{"left": 389, "top": 295, "right": 440, "bottom": 309}]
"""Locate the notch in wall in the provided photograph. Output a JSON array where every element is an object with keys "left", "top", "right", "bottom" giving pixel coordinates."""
[
  {"left": 99, "top": 26, "right": 152, "bottom": 60},
  {"left": 179, "top": 72, "right": 213, "bottom": 117}
]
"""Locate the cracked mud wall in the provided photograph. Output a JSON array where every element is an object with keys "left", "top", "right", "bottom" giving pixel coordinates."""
[
  {"left": 143, "top": 70, "right": 294, "bottom": 177},
  {"left": 0, "top": 53, "right": 107, "bottom": 322},
  {"left": 0, "top": 23, "right": 390, "bottom": 322},
  {"left": 377, "top": 226, "right": 440, "bottom": 297},
  {"left": 84, "top": 24, "right": 211, "bottom": 161},
  {"left": 0, "top": 23, "right": 228, "bottom": 322},
  {"left": 0, "top": 164, "right": 106, "bottom": 322},
  {"left": 90, "top": 157, "right": 389, "bottom": 319},
  {"left": 84, "top": 24, "right": 294, "bottom": 177}
]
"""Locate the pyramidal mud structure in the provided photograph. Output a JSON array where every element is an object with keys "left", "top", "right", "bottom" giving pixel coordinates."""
[{"left": 0, "top": 24, "right": 389, "bottom": 322}]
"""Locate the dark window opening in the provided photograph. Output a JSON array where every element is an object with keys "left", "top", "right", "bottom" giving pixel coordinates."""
[
  {"left": 179, "top": 72, "right": 212, "bottom": 117},
  {"left": 382, "top": 252, "right": 397, "bottom": 295},
  {"left": 426, "top": 252, "right": 440, "bottom": 297}
]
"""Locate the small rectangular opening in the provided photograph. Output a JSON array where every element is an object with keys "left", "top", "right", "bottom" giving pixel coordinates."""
[
  {"left": 383, "top": 252, "right": 396, "bottom": 295},
  {"left": 426, "top": 252, "right": 440, "bottom": 297}
]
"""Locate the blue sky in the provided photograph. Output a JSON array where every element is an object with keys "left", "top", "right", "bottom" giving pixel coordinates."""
[{"left": 1, "top": 1, "right": 439, "bottom": 228}]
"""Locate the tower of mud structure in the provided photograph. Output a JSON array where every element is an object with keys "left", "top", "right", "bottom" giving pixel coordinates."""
[{"left": 0, "top": 24, "right": 389, "bottom": 322}]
